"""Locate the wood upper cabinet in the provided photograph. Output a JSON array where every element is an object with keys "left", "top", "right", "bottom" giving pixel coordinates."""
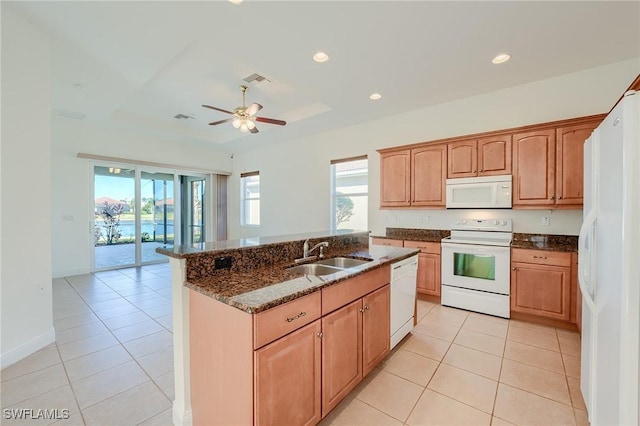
[
  {"left": 478, "top": 134, "right": 512, "bottom": 176},
  {"left": 380, "top": 150, "right": 411, "bottom": 207},
  {"left": 555, "top": 122, "right": 597, "bottom": 206},
  {"left": 255, "top": 320, "right": 322, "bottom": 426},
  {"left": 512, "top": 129, "right": 556, "bottom": 206},
  {"left": 412, "top": 144, "right": 447, "bottom": 207},
  {"left": 510, "top": 248, "right": 571, "bottom": 321},
  {"left": 362, "top": 285, "right": 390, "bottom": 376},
  {"left": 448, "top": 135, "right": 511, "bottom": 179},
  {"left": 403, "top": 241, "right": 441, "bottom": 296},
  {"left": 448, "top": 140, "right": 478, "bottom": 178}
]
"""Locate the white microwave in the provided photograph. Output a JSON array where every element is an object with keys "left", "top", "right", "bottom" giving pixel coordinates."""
[{"left": 446, "top": 175, "right": 512, "bottom": 209}]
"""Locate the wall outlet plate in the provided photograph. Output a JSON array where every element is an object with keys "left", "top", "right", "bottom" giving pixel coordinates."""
[
  {"left": 214, "top": 257, "right": 232, "bottom": 269},
  {"left": 542, "top": 216, "right": 550, "bottom": 226}
]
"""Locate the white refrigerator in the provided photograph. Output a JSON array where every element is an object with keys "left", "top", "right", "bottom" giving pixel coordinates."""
[{"left": 579, "top": 90, "right": 639, "bottom": 426}]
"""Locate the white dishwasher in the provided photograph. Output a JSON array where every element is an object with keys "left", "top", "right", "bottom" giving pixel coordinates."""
[{"left": 390, "top": 255, "right": 418, "bottom": 349}]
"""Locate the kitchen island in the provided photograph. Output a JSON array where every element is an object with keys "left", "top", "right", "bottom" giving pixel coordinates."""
[{"left": 157, "top": 230, "right": 418, "bottom": 425}]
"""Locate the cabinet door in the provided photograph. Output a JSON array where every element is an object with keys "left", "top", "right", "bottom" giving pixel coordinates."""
[
  {"left": 416, "top": 252, "right": 441, "bottom": 296},
  {"left": 362, "top": 285, "right": 390, "bottom": 376},
  {"left": 478, "top": 134, "right": 512, "bottom": 176},
  {"left": 447, "top": 140, "right": 477, "bottom": 178},
  {"left": 255, "top": 320, "right": 322, "bottom": 426},
  {"left": 371, "top": 237, "right": 404, "bottom": 247},
  {"left": 380, "top": 150, "right": 411, "bottom": 207},
  {"left": 510, "top": 263, "right": 570, "bottom": 321},
  {"left": 412, "top": 144, "right": 447, "bottom": 207},
  {"left": 555, "top": 122, "right": 598, "bottom": 206},
  {"left": 321, "top": 299, "right": 362, "bottom": 417},
  {"left": 512, "top": 129, "right": 556, "bottom": 206}
]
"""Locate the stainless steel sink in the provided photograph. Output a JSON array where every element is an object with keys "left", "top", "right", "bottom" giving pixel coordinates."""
[
  {"left": 286, "top": 264, "right": 343, "bottom": 276},
  {"left": 314, "top": 257, "right": 373, "bottom": 268}
]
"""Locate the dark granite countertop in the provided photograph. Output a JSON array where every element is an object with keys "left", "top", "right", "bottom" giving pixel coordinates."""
[
  {"left": 371, "top": 228, "right": 450, "bottom": 243},
  {"left": 372, "top": 228, "right": 578, "bottom": 252},
  {"left": 184, "top": 245, "right": 419, "bottom": 314},
  {"left": 511, "top": 234, "right": 578, "bottom": 252},
  {"left": 157, "top": 230, "right": 368, "bottom": 259}
]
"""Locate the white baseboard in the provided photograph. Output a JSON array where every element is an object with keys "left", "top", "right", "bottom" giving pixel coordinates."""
[
  {"left": 52, "top": 267, "right": 90, "bottom": 279},
  {"left": 1, "top": 327, "right": 56, "bottom": 369},
  {"left": 172, "top": 406, "right": 192, "bottom": 426}
]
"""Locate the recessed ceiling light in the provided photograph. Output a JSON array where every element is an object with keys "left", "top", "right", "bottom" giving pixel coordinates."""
[
  {"left": 228, "top": 0, "right": 244, "bottom": 4},
  {"left": 313, "top": 51, "right": 330, "bottom": 63},
  {"left": 492, "top": 53, "right": 511, "bottom": 64},
  {"left": 369, "top": 93, "right": 382, "bottom": 101}
]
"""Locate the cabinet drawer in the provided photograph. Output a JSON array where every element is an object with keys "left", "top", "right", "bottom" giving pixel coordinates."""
[
  {"left": 403, "top": 240, "right": 440, "bottom": 254},
  {"left": 322, "top": 266, "right": 390, "bottom": 315},
  {"left": 254, "top": 292, "right": 321, "bottom": 349},
  {"left": 371, "top": 238, "right": 404, "bottom": 247},
  {"left": 511, "top": 248, "right": 571, "bottom": 267}
]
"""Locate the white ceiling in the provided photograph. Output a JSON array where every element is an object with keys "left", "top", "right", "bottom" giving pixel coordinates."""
[{"left": 11, "top": 0, "right": 640, "bottom": 151}]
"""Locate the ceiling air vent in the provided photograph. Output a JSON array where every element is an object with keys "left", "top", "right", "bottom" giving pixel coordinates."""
[
  {"left": 174, "top": 113, "right": 194, "bottom": 120},
  {"left": 243, "top": 73, "right": 270, "bottom": 84}
]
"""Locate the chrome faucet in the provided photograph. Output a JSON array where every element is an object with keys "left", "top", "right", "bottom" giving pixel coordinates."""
[{"left": 296, "top": 239, "right": 329, "bottom": 263}]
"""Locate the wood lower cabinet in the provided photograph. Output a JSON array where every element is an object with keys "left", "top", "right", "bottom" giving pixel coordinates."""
[
  {"left": 189, "top": 267, "right": 391, "bottom": 424},
  {"left": 255, "top": 320, "right": 322, "bottom": 426},
  {"left": 321, "top": 299, "right": 362, "bottom": 416},
  {"left": 322, "top": 285, "right": 390, "bottom": 417},
  {"left": 362, "top": 286, "right": 390, "bottom": 375},
  {"left": 510, "top": 248, "right": 572, "bottom": 321},
  {"left": 403, "top": 241, "right": 441, "bottom": 296}
]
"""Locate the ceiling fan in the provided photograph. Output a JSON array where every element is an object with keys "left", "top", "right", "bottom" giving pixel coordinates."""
[{"left": 202, "top": 85, "right": 286, "bottom": 134}]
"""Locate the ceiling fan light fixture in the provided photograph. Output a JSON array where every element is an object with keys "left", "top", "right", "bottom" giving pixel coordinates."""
[
  {"left": 313, "top": 51, "right": 330, "bottom": 63},
  {"left": 492, "top": 53, "right": 511, "bottom": 64},
  {"left": 232, "top": 118, "right": 242, "bottom": 128},
  {"left": 245, "top": 120, "right": 256, "bottom": 130}
]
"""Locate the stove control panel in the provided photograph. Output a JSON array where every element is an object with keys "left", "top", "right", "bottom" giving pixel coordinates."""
[{"left": 451, "top": 218, "right": 512, "bottom": 232}]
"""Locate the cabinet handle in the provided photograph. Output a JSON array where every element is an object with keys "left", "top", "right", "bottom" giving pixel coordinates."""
[
  {"left": 473, "top": 170, "right": 477, "bottom": 173},
  {"left": 511, "top": 267, "right": 517, "bottom": 271},
  {"left": 480, "top": 169, "right": 484, "bottom": 172},
  {"left": 559, "top": 196, "right": 563, "bottom": 200},
  {"left": 316, "top": 332, "right": 323, "bottom": 339},
  {"left": 550, "top": 196, "right": 555, "bottom": 200},
  {"left": 359, "top": 307, "right": 365, "bottom": 313},
  {"left": 286, "top": 311, "right": 307, "bottom": 322},
  {"left": 364, "top": 304, "right": 370, "bottom": 311},
  {"left": 533, "top": 255, "right": 548, "bottom": 259}
]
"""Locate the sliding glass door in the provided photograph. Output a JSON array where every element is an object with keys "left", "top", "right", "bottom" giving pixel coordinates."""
[
  {"left": 94, "top": 165, "right": 137, "bottom": 269},
  {"left": 93, "top": 164, "right": 210, "bottom": 271},
  {"left": 141, "top": 171, "right": 175, "bottom": 263}
]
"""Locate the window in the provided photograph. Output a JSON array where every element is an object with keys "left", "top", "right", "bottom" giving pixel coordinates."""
[
  {"left": 331, "top": 156, "right": 368, "bottom": 232},
  {"left": 241, "top": 171, "right": 260, "bottom": 226}
]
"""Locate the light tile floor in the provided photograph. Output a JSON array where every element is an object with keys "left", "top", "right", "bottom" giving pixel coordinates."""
[
  {"left": 2, "top": 267, "right": 588, "bottom": 426},
  {"left": 321, "top": 299, "right": 588, "bottom": 426}
]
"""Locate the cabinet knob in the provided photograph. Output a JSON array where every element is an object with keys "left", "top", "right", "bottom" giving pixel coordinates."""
[
  {"left": 480, "top": 169, "right": 484, "bottom": 172},
  {"left": 559, "top": 196, "right": 563, "bottom": 200},
  {"left": 359, "top": 308, "right": 365, "bottom": 313},
  {"left": 317, "top": 332, "right": 323, "bottom": 339},
  {"left": 511, "top": 267, "right": 517, "bottom": 271},
  {"left": 550, "top": 196, "right": 555, "bottom": 200},
  {"left": 473, "top": 170, "right": 477, "bottom": 173}
]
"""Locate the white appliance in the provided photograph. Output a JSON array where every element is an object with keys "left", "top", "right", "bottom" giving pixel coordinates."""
[
  {"left": 579, "top": 91, "right": 639, "bottom": 426},
  {"left": 441, "top": 219, "right": 512, "bottom": 318},
  {"left": 390, "top": 255, "right": 418, "bottom": 349},
  {"left": 446, "top": 175, "right": 512, "bottom": 209}
]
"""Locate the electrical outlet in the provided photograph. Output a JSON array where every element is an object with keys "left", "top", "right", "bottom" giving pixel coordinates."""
[
  {"left": 542, "top": 216, "right": 550, "bottom": 226},
  {"left": 215, "top": 257, "right": 232, "bottom": 269}
]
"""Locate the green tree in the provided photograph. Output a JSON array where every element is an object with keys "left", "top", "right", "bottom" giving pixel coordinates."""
[
  {"left": 335, "top": 196, "right": 354, "bottom": 229},
  {"left": 142, "top": 197, "right": 154, "bottom": 215}
]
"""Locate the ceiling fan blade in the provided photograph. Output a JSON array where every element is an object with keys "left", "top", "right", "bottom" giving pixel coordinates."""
[
  {"left": 208, "top": 118, "right": 233, "bottom": 126},
  {"left": 245, "top": 103, "right": 263, "bottom": 116},
  {"left": 255, "top": 116, "right": 286, "bottom": 126},
  {"left": 249, "top": 126, "right": 259, "bottom": 134},
  {"left": 202, "top": 104, "right": 234, "bottom": 115}
]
